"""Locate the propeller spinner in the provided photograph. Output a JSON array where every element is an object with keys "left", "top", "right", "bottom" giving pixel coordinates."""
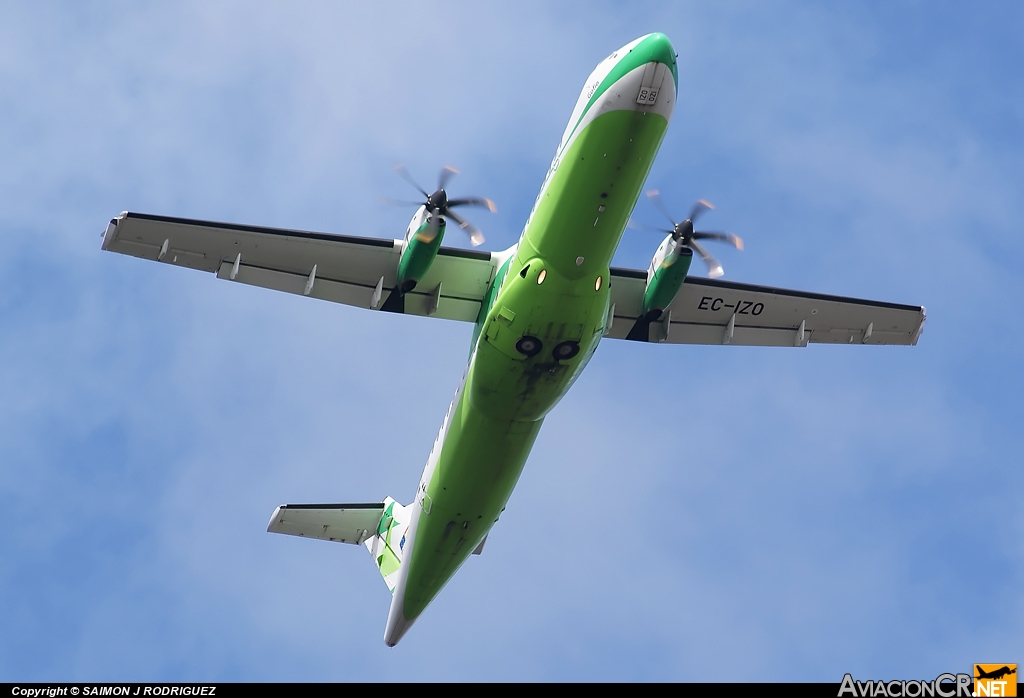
[
  {"left": 634, "top": 190, "right": 744, "bottom": 278},
  {"left": 390, "top": 164, "right": 495, "bottom": 247}
]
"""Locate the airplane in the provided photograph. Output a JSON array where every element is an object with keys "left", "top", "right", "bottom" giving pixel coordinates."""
[
  {"left": 100, "top": 33, "right": 926, "bottom": 646},
  {"left": 976, "top": 666, "right": 1016, "bottom": 681}
]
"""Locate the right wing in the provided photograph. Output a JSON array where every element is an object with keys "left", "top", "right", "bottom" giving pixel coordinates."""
[
  {"left": 607, "top": 268, "right": 925, "bottom": 346},
  {"left": 102, "top": 212, "right": 498, "bottom": 322}
]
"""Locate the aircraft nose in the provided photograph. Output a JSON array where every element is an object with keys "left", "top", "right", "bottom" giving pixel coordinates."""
[
  {"left": 641, "top": 32, "right": 676, "bottom": 67},
  {"left": 620, "top": 32, "right": 678, "bottom": 89},
  {"left": 634, "top": 32, "right": 675, "bottom": 85}
]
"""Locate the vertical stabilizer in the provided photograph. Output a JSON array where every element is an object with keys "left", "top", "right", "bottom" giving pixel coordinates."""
[{"left": 364, "top": 497, "right": 411, "bottom": 593}]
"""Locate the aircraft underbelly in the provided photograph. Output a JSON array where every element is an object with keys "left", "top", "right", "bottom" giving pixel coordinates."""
[
  {"left": 400, "top": 103, "right": 670, "bottom": 624},
  {"left": 401, "top": 388, "right": 541, "bottom": 620}
]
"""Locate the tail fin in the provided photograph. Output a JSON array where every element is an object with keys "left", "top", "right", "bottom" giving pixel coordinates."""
[
  {"left": 363, "top": 498, "right": 411, "bottom": 592},
  {"left": 267, "top": 497, "right": 410, "bottom": 593}
]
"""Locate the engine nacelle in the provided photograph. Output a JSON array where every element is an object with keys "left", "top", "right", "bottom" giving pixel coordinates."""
[
  {"left": 396, "top": 206, "right": 446, "bottom": 294},
  {"left": 641, "top": 235, "right": 693, "bottom": 321}
]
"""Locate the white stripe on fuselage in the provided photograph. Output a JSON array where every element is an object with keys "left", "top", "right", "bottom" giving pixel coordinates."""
[{"left": 521, "top": 42, "right": 676, "bottom": 237}]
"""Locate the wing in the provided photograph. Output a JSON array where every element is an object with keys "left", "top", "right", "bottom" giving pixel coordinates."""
[
  {"left": 607, "top": 268, "right": 925, "bottom": 346},
  {"left": 266, "top": 503, "right": 385, "bottom": 545},
  {"left": 101, "top": 212, "right": 498, "bottom": 322}
]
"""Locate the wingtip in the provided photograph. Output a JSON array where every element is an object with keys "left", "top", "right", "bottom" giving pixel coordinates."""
[{"left": 267, "top": 505, "right": 285, "bottom": 532}]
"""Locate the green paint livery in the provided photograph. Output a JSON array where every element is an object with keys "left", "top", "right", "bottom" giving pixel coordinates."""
[
  {"left": 396, "top": 218, "right": 446, "bottom": 292},
  {"left": 644, "top": 247, "right": 694, "bottom": 318},
  {"left": 101, "top": 29, "right": 924, "bottom": 647},
  {"left": 384, "top": 33, "right": 678, "bottom": 645}
]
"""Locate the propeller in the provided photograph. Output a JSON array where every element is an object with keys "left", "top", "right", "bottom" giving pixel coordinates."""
[
  {"left": 388, "top": 164, "right": 496, "bottom": 247},
  {"left": 630, "top": 190, "right": 744, "bottom": 278}
]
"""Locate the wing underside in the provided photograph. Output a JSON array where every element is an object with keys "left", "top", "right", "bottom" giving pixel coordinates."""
[
  {"left": 607, "top": 268, "right": 925, "bottom": 346},
  {"left": 102, "top": 212, "right": 498, "bottom": 322}
]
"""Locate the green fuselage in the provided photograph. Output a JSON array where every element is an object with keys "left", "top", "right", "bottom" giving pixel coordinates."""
[{"left": 387, "top": 33, "right": 677, "bottom": 643}]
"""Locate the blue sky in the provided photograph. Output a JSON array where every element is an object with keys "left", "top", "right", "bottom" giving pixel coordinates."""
[{"left": 1, "top": 1, "right": 1021, "bottom": 682}]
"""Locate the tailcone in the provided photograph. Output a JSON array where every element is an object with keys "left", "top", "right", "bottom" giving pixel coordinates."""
[{"left": 383, "top": 600, "right": 417, "bottom": 647}]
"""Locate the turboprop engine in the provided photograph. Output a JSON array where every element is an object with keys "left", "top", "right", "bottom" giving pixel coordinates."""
[
  {"left": 380, "top": 164, "right": 495, "bottom": 314},
  {"left": 625, "top": 191, "right": 743, "bottom": 341}
]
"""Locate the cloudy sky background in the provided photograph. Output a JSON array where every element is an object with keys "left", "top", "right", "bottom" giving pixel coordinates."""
[{"left": 1, "top": 1, "right": 1021, "bottom": 682}]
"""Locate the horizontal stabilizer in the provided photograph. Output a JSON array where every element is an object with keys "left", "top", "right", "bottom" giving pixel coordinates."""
[{"left": 267, "top": 502, "right": 385, "bottom": 545}]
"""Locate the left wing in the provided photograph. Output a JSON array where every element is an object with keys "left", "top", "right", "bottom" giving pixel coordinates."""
[
  {"left": 607, "top": 268, "right": 925, "bottom": 346},
  {"left": 102, "top": 212, "right": 498, "bottom": 322}
]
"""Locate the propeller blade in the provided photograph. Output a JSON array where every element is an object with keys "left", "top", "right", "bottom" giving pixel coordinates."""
[
  {"left": 627, "top": 219, "right": 674, "bottom": 235},
  {"left": 445, "top": 209, "right": 485, "bottom": 247},
  {"left": 394, "top": 163, "right": 429, "bottom": 198},
  {"left": 693, "top": 231, "right": 744, "bottom": 251},
  {"left": 380, "top": 196, "right": 426, "bottom": 208},
  {"left": 689, "top": 239, "right": 724, "bottom": 278},
  {"left": 416, "top": 214, "right": 441, "bottom": 244},
  {"left": 437, "top": 165, "right": 459, "bottom": 192},
  {"left": 688, "top": 199, "right": 714, "bottom": 223},
  {"left": 447, "top": 197, "right": 497, "bottom": 213},
  {"left": 646, "top": 189, "right": 677, "bottom": 227}
]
